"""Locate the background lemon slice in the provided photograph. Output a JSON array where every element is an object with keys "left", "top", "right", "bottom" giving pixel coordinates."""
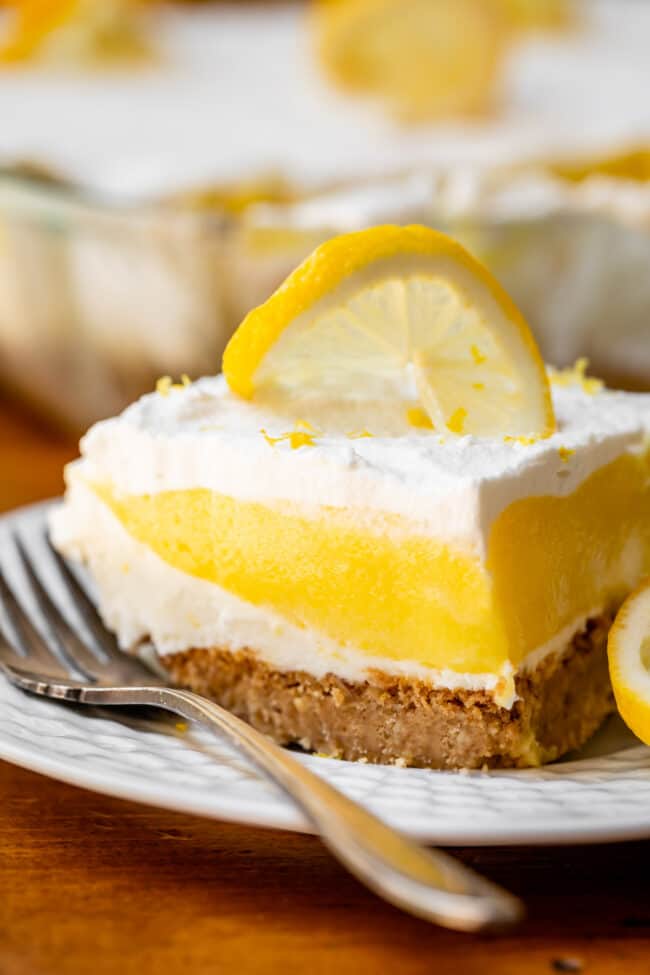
[
  {"left": 498, "top": 0, "right": 570, "bottom": 32},
  {"left": 0, "top": 0, "right": 150, "bottom": 65},
  {"left": 223, "top": 225, "right": 555, "bottom": 439},
  {"left": 313, "top": 0, "right": 505, "bottom": 122},
  {"left": 312, "top": 0, "right": 571, "bottom": 122},
  {"left": 608, "top": 581, "right": 650, "bottom": 745}
]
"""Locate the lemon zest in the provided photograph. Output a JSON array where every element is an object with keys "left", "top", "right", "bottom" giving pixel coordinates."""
[
  {"left": 261, "top": 426, "right": 317, "bottom": 450},
  {"left": 471, "top": 344, "right": 486, "bottom": 365},
  {"left": 472, "top": 382, "right": 485, "bottom": 391},
  {"left": 548, "top": 358, "right": 604, "bottom": 395},
  {"left": 447, "top": 407, "right": 467, "bottom": 435},
  {"left": 406, "top": 406, "right": 435, "bottom": 430},
  {"left": 347, "top": 429, "right": 374, "bottom": 439},
  {"left": 295, "top": 419, "right": 319, "bottom": 433},
  {"left": 156, "top": 376, "right": 173, "bottom": 396},
  {"left": 558, "top": 446, "right": 575, "bottom": 463},
  {"left": 504, "top": 434, "right": 540, "bottom": 446},
  {"left": 156, "top": 375, "right": 192, "bottom": 396}
]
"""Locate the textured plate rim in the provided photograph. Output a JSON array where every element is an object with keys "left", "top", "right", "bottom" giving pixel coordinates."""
[{"left": 3, "top": 724, "right": 650, "bottom": 846}]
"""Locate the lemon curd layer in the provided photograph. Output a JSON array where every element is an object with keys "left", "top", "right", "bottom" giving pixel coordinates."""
[{"left": 51, "top": 375, "right": 650, "bottom": 694}]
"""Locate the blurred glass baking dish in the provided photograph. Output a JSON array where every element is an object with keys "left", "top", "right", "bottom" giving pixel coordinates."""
[
  {"left": 1, "top": 152, "right": 649, "bottom": 432},
  {"left": 0, "top": 167, "right": 330, "bottom": 431},
  {"left": 435, "top": 154, "right": 650, "bottom": 392}
]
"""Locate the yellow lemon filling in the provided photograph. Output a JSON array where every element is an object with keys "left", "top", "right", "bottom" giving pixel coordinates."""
[{"left": 92, "top": 449, "right": 650, "bottom": 678}]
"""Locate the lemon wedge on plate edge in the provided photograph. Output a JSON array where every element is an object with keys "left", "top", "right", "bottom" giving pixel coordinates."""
[
  {"left": 608, "top": 580, "right": 650, "bottom": 745},
  {"left": 223, "top": 225, "right": 556, "bottom": 439}
]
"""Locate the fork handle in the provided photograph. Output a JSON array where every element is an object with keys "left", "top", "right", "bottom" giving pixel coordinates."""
[{"left": 80, "top": 683, "right": 523, "bottom": 932}]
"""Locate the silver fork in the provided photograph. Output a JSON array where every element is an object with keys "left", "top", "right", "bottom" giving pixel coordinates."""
[{"left": 0, "top": 510, "right": 523, "bottom": 933}]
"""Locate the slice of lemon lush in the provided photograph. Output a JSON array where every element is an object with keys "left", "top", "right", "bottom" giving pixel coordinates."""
[
  {"left": 608, "top": 581, "right": 650, "bottom": 745},
  {"left": 223, "top": 225, "right": 555, "bottom": 439}
]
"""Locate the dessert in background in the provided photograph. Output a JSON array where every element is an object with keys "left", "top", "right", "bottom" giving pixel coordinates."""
[{"left": 52, "top": 226, "right": 650, "bottom": 769}]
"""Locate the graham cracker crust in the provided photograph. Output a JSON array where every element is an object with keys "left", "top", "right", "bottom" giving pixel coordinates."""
[{"left": 163, "top": 614, "right": 615, "bottom": 769}]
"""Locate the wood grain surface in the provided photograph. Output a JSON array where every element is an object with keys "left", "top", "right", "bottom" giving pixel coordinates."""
[{"left": 1, "top": 397, "right": 650, "bottom": 975}]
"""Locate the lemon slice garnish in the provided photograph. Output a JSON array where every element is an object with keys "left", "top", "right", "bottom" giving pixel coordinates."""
[
  {"left": 312, "top": 0, "right": 506, "bottom": 122},
  {"left": 223, "top": 225, "right": 555, "bottom": 439},
  {"left": 608, "top": 581, "right": 650, "bottom": 745}
]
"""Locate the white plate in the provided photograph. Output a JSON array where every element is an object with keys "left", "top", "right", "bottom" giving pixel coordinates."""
[{"left": 2, "top": 500, "right": 650, "bottom": 846}]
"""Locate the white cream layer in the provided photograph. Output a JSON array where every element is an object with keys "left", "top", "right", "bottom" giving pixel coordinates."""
[
  {"left": 52, "top": 475, "right": 603, "bottom": 708},
  {"left": 71, "top": 375, "right": 650, "bottom": 558}
]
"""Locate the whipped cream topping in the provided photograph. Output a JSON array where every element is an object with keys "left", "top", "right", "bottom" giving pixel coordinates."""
[{"left": 72, "top": 374, "right": 650, "bottom": 556}]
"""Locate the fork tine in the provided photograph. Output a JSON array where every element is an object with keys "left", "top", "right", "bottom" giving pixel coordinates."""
[
  {"left": 20, "top": 522, "right": 119, "bottom": 664},
  {"left": 0, "top": 559, "right": 71, "bottom": 677},
  {"left": 18, "top": 525, "right": 160, "bottom": 686},
  {"left": 1, "top": 530, "right": 97, "bottom": 682},
  {"left": 0, "top": 569, "right": 31, "bottom": 659},
  {"left": 0, "top": 633, "right": 25, "bottom": 676}
]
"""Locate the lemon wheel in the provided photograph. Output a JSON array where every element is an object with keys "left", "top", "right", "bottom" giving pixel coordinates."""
[{"left": 223, "top": 225, "right": 555, "bottom": 439}]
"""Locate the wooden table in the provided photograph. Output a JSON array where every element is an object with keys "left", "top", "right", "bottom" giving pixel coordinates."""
[{"left": 1, "top": 398, "right": 650, "bottom": 975}]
